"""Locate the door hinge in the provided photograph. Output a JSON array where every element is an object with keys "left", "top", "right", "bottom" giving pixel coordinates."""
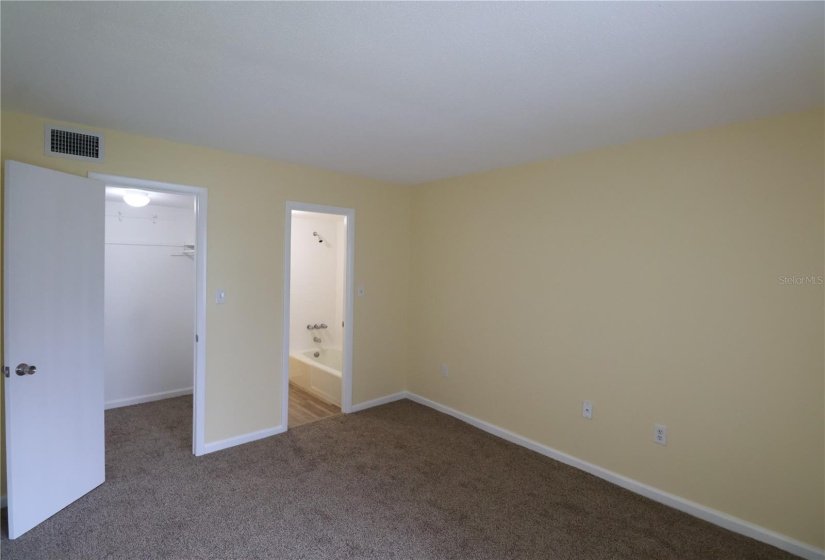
[
  {"left": 195, "top": 334, "right": 199, "bottom": 343},
  {"left": 3, "top": 366, "right": 9, "bottom": 378}
]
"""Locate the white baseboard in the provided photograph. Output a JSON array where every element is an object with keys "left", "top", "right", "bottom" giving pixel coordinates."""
[
  {"left": 201, "top": 425, "right": 286, "bottom": 455},
  {"left": 350, "top": 391, "right": 407, "bottom": 413},
  {"left": 105, "top": 388, "right": 193, "bottom": 410},
  {"left": 404, "top": 392, "right": 824, "bottom": 560},
  {"left": 198, "top": 390, "right": 406, "bottom": 456}
]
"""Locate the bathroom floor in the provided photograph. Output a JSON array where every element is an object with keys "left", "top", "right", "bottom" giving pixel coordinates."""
[{"left": 288, "top": 383, "right": 341, "bottom": 428}]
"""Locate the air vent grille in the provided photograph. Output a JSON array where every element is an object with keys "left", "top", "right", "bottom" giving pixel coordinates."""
[{"left": 45, "top": 125, "right": 104, "bottom": 162}]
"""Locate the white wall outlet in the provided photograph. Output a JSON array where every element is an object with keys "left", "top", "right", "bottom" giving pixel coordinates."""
[
  {"left": 582, "top": 401, "right": 593, "bottom": 419},
  {"left": 654, "top": 424, "right": 667, "bottom": 445},
  {"left": 215, "top": 289, "right": 226, "bottom": 304},
  {"left": 440, "top": 363, "right": 449, "bottom": 378}
]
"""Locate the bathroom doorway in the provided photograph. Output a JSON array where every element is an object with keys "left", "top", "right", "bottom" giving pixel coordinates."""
[{"left": 282, "top": 202, "right": 354, "bottom": 428}]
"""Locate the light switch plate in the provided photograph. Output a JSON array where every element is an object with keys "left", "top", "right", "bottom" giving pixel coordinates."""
[{"left": 215, "top": 289, "right": 226, "bottom": 304}]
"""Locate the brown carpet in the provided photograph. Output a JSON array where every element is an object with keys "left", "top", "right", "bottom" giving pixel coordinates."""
[{"left": 1, "top": 396, "right": 798, "bottom": 560}]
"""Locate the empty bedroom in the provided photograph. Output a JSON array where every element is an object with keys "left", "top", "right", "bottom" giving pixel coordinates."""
[{"left": 1, "top": 2, "right": 822, "bottom": 559}]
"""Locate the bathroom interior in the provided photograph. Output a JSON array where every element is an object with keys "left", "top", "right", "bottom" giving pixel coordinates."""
[
  {"left": 288, "top": 210, "right": 347, "bottom": 427},
  {"left": 103, "top": 186, "right": 196, "bottom": 416}
]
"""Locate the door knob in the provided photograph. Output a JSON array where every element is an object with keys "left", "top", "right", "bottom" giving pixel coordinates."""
[{"left": 15, "top": 363, "right": 36, "bottom": 376}]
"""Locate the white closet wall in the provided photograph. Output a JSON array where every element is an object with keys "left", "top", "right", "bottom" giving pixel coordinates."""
[{"left": 104, "top": 200, "right": 195, "bottom": 408}]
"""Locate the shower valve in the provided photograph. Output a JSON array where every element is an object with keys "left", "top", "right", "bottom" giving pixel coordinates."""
[{"left": 319, "top": 324, "right": 328, "bottom": 329}]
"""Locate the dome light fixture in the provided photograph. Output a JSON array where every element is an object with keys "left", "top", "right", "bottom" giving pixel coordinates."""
[{"left": 123, "top": 190, "right": 150, "bottom": 207}]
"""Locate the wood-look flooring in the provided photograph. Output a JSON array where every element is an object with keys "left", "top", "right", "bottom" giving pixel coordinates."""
[{"left": 288, "top": 383, "right": 341, "bottom": 428}]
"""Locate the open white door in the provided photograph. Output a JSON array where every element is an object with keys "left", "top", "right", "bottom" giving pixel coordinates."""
[{"left": 3, "top": 161, "right": 105, "bottom": 539}]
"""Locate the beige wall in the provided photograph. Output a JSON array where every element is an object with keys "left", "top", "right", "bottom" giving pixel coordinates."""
[
  {"left": 1, "top": 108, "right": 823, "bottom": 550},
  {"left": 409, "top": 109, "right": 824, "bottom": 548},
  {"left": 0, "top": 111, "right": 411, "bottom": 485}
]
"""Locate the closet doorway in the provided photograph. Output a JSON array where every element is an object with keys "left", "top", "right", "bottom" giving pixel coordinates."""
[{"left": 92, "top": 173, "right": 208, "bottom": 455}]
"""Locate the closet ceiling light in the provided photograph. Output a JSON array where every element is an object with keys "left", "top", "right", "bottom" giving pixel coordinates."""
[{"left": 123, "top": 190, "right": 150, "bottom": 207}]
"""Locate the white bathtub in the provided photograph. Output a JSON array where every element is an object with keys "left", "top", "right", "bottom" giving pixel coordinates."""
[{"left": 289, "top": 348, "right": 342, "bottom": 407}]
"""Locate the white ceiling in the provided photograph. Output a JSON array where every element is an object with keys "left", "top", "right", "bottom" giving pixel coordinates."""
[{"left": 2, "top": 2, "right": 823, "bottom": 185}]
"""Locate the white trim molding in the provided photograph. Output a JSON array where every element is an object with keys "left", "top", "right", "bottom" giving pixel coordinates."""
[
  {"left": 105, "top": 388, "right": 193, "bottom": 410},
  {"left": 350, "top": 392, "right": 407, "bottom": 413},
  {"left": 89, "top": 172, "right": 208, "bottom": 457},
  {"left": 196, "top": 388, "right": 403, "bottom": 456},
  {"left": 404, "top": 392, "right": 825, "bottom": 560},
  {"left": 201, "top": 425, "right": 286, "bottom": 455}
]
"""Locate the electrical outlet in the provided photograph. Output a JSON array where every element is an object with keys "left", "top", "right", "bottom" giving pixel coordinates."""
[
  {"left": 440, "top": 363, "right": 449, "bottom": 378},
  {"left": 582, "top": 401, "right": 593, "bottom": 419},
  {"left": 654, "top": 424, "right": 667, "bottom": 445}
]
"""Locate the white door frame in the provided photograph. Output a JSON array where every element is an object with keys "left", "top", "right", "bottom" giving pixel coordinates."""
[
  {"left": 89, "top": 172, "right": 208, "bottom": 456},
  {"left": 283, "top": 201, "right": 355, "bottom": 427}
]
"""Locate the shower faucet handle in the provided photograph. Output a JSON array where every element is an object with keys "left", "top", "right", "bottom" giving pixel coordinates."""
[
  {"left": 319, "top": 324, "right": 328, "bottom": 329},
  {"left": 306, "top": 324, "right": 315, "bottom": 330},
  {"left": 313, "top": 324, "right": 322, "bottom": 330}
]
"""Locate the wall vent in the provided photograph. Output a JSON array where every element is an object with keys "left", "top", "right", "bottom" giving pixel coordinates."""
[{"left": 44, "top": 124, "right": 104, "bottom": 163}]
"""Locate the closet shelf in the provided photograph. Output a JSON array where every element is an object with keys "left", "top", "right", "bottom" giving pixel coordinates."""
[{"left": 109, "top": 211, "right": 177, "bottom": 224}]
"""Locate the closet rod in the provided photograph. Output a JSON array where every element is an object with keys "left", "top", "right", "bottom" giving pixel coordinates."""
[{"left": 172, "top": 244, "right": 196, "bottom": 257}]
